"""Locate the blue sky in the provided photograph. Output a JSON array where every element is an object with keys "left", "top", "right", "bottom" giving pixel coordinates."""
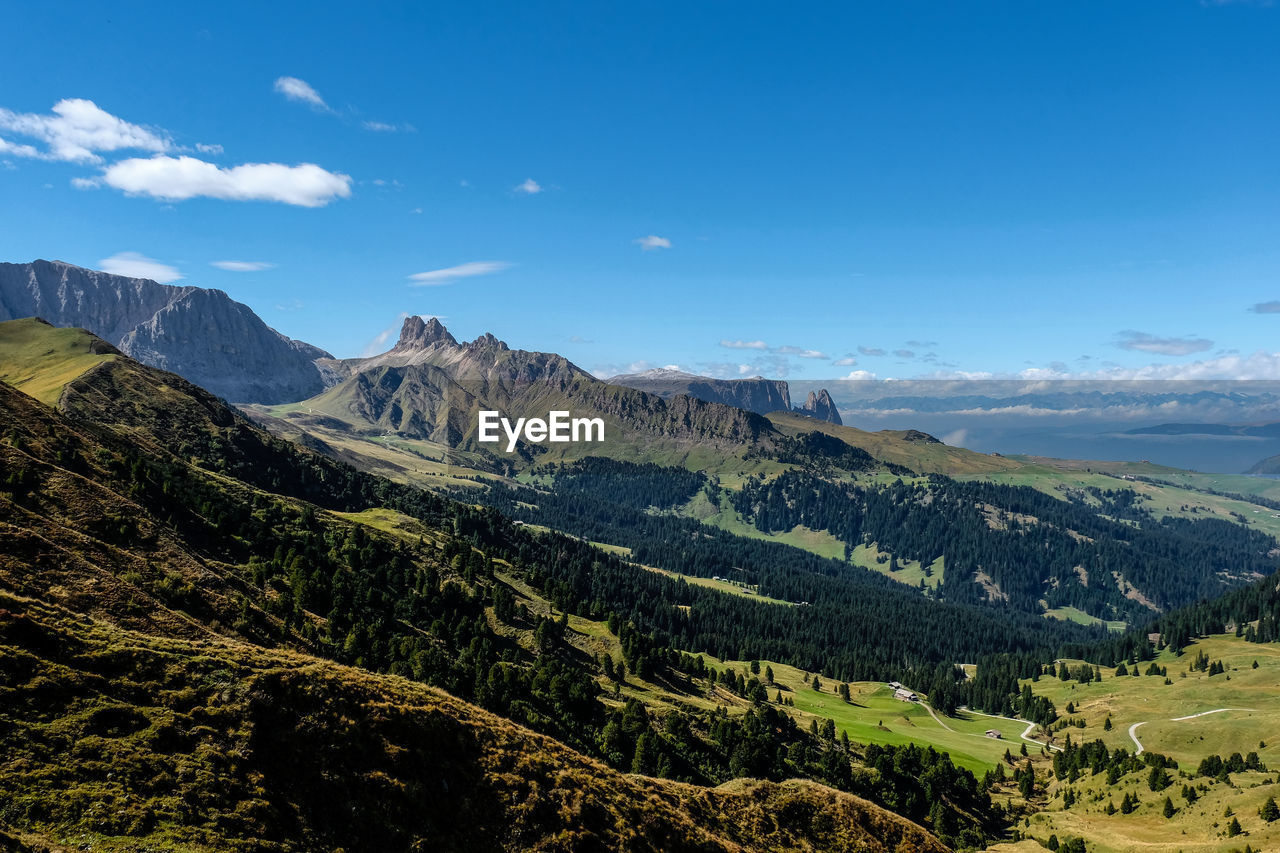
[{"left": 2, "top": 1, "right": 1279, "bottom": 380}]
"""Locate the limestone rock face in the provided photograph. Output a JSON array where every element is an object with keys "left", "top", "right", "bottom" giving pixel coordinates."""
[
  {"left": 796, "top": 388, "right": 843, "bottom": 425},
  {"left": 301, "top": 318, "right": 776, "bottom": 453},
  {"left": 0, "top": 260, "right": 332, "bottom": 403},
  {"left": 608, "top": 368, "right": 793, "bottom": 416}
]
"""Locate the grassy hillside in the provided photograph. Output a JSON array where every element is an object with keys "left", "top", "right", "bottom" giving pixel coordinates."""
[
  {"left": 981, "top": 633, "right": 1280, "bottom": 852},
  {"left": 0, "top": 320, "right": 973, "bottom": 850},
  {"left": 0, "top": 592, "right": 948, "bottom": 853},
  {"left": 766, "top": 411, "right": 1021, "bottom": 477},
  {"left": 0, "top": 318, "right": 118, "bottom": 406},
  {"left": 1026, "top": 635, "right": 1280, "bottom": 770}
]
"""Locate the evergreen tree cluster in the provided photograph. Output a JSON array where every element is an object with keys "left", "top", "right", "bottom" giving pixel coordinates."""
[{"left": 730, "top": 470, "right": 1280, "bottom": 623}]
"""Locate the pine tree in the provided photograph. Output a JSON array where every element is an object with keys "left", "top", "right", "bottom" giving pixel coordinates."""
[
  {"left": 1261, "top": 795, "right": 1279, "bottom": 823},
  {"left": 1162, "top": 796, "right": 1175, "bottom": 818},
  {"left": 1227, "top": 816, "right": 1242, "bottom": 837},
  {"left": 632, "top": 731, "right": 659, "bottom": 775}
]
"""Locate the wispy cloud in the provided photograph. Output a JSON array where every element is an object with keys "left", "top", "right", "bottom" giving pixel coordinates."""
[
  {"left": 211, "top": 260, "right": 275, "bottom": 272},
  {"left": 591, "top": 359, "right": 674, "bottom": 379},
  {"left": 1115, "top": 330, "right": 1214, "bottom": 356},
  {"left": 101, "top": 156, "right": 351, "bottom": 206},
  {"left": 1249, "top": 300, "right": 1280, "bottom": 314},
  {"left": 720, "top": 339, "right": 768, "bottom": 350},
  {"left": 362, "top": 120, "right": 411, "bottom": 132},
  {"left": 99, "top": 251, "right": 183, "bottom": 284},
  {"left": 513, "top": 178, "right": 543, "bottom": 195},
  {"left": 833, "top": 356, "right": 857, "bottom": 366},
  {"left": 274, "top": 76, "right": 331, "bottom": 112},
  {"left": 894, "top": 349, "right": 916, "bottom": 359},
  {"left": 361, "top": 313, "right": 410, "bottom": 357},
  {"left": 696, "top": 355, "right": 795, "bottom": 378},
  {"left": 858, "top": 346, "right": 886, "bottom": 356},
  {"left": 776, "top": 345, "right": 829, "bottom": 359},
  {"left": 195, "top": 142, "right": 223, "bottom": 155},
  {"left": 568, "top": 335, "right": 594, "bottom": 344},
  {"left": 408, "top": 261, "right": 512, "bottom": 286},
  {"left": 634, "top": 235, "right": 672, "bottom": 251},
  {"left": 0, "top": 136, "right": 42, "bottom": 159},
  {"left": 0, "top": 98, "right": 170, "bottom": 163}
]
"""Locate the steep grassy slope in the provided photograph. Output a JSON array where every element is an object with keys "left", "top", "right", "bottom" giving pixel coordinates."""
[
  {"left": 0, "top": 320, "right": 963, "bottom": 851},
  {"left": 0, "top": 318, "right": 118, "bottom": 406},
  {"left": 0, "top": 593, "right": 947, "bottom": 853}
]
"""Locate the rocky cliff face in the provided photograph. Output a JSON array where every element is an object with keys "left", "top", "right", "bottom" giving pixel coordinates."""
[
  {"left": 795, "top": 389, "right": 843, "bottom": 425},
  {"left": 0, "top": 260, "right": 332, "bottom": 403},
  {"left": 608, "top": 368, "right": 793, "bottom": 416},
  {"left": 302, "top": 318, "right": 776, "bottom": 453}
]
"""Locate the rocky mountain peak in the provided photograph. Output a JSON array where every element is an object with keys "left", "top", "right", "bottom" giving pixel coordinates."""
[
  {"left": 796, "top": 388, "right": 843, "bottom": 425},
  {"left": 395, "top": 315, "right": 458, "bottom": 350},
  {"left": 469, "top": 331, "right": 509, "bottom": 351}
]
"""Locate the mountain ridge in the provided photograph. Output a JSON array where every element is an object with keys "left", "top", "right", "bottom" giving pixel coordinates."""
[{"left": 0, "top": 259, "right": 333, "bottom": 403}]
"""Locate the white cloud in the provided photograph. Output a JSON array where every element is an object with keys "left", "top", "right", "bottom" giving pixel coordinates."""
[
  {"left": 776, "top": 345, "right": 830, "bottom": 359},
  {"left": 99, "top": 252, "right": 184, "bottom": 284},
  {"left": 591, "top": 359, "right": 664, "bottom": 379},
  {"left": 1115, "top": 330, "right": 1213, "bottom": 356},
  {"left": 407, "top": 261, "right": 512, "bottom": 286},
  {"left": 941, "top": 429, "right": 969, "bottom": 447},
  {"left": 720, "top": 339, "right": 768, "bottom": 350},
  {"left": 1089, "top": 350, "right": 1280, "bottom": 380},
  {"left": 274, "top": 76, "right": 331, "bottom": 111},
  {"left": 101, "top": 155, "right": 352, "bottom": 207},
  {"left": 0, "top": 136, "right": 42, "bottom": 159},
  {"left": 843, "top": 370, "right": 878, "bottom": 380},
  {"left": 634, "top": 235, "right": 672, "bottom": 251},
  {"left": 361, "top": 313, "right": 411, "bottom": 357},
  {"left": 0, "top": 98, "right": 170, "bottom": 163},
  {"left": 70, "top": 176, "right": 100, "bottom": 190},
  {"left": 211, "top": 260, "right": 276, "bottom": 272},
  {"left": 833, "top": 356, "right": 857, "bottom": 366},
  {"left": 195, "top": 143, "right": 223, "bottom": 155},
  {"left": 362, "top": 120, "right": 399, "bottom": 132},
  {"left": 513, "top": 178, "right": 543, "bottom": 195}
]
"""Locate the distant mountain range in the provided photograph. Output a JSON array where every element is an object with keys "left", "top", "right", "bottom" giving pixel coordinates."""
[
  {"left": 610, "top": 367, "right": 843, "bottom": 425},
  {"left": 265, "top": 316, "right": 775, "bottom": 466},
  {"left": 0, "top": 260, "right": 332, "bottom": 403}
]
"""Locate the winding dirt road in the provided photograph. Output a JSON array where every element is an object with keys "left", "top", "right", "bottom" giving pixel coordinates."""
[{"left": 1127, "top": 708, "right": 1255, "bottom": 755}]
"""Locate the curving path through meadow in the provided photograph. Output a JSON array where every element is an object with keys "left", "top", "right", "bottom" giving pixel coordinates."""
[
  {"left": 1127, "top": 708, "right": 1255, "bottom": 755},
  {"left": 949, "top": 706, "right": 1064, "bottom": 752}
]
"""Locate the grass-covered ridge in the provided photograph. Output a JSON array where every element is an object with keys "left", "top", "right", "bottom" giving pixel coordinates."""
[
  {"left": 0, "top": 317, "right": 118, "bottom": 406},
  {"left": 0, "top": 592, "right": 947, "bottom": 853},
  {"left": 0, "top": 320, "right": 983, "bottom": 849}
]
